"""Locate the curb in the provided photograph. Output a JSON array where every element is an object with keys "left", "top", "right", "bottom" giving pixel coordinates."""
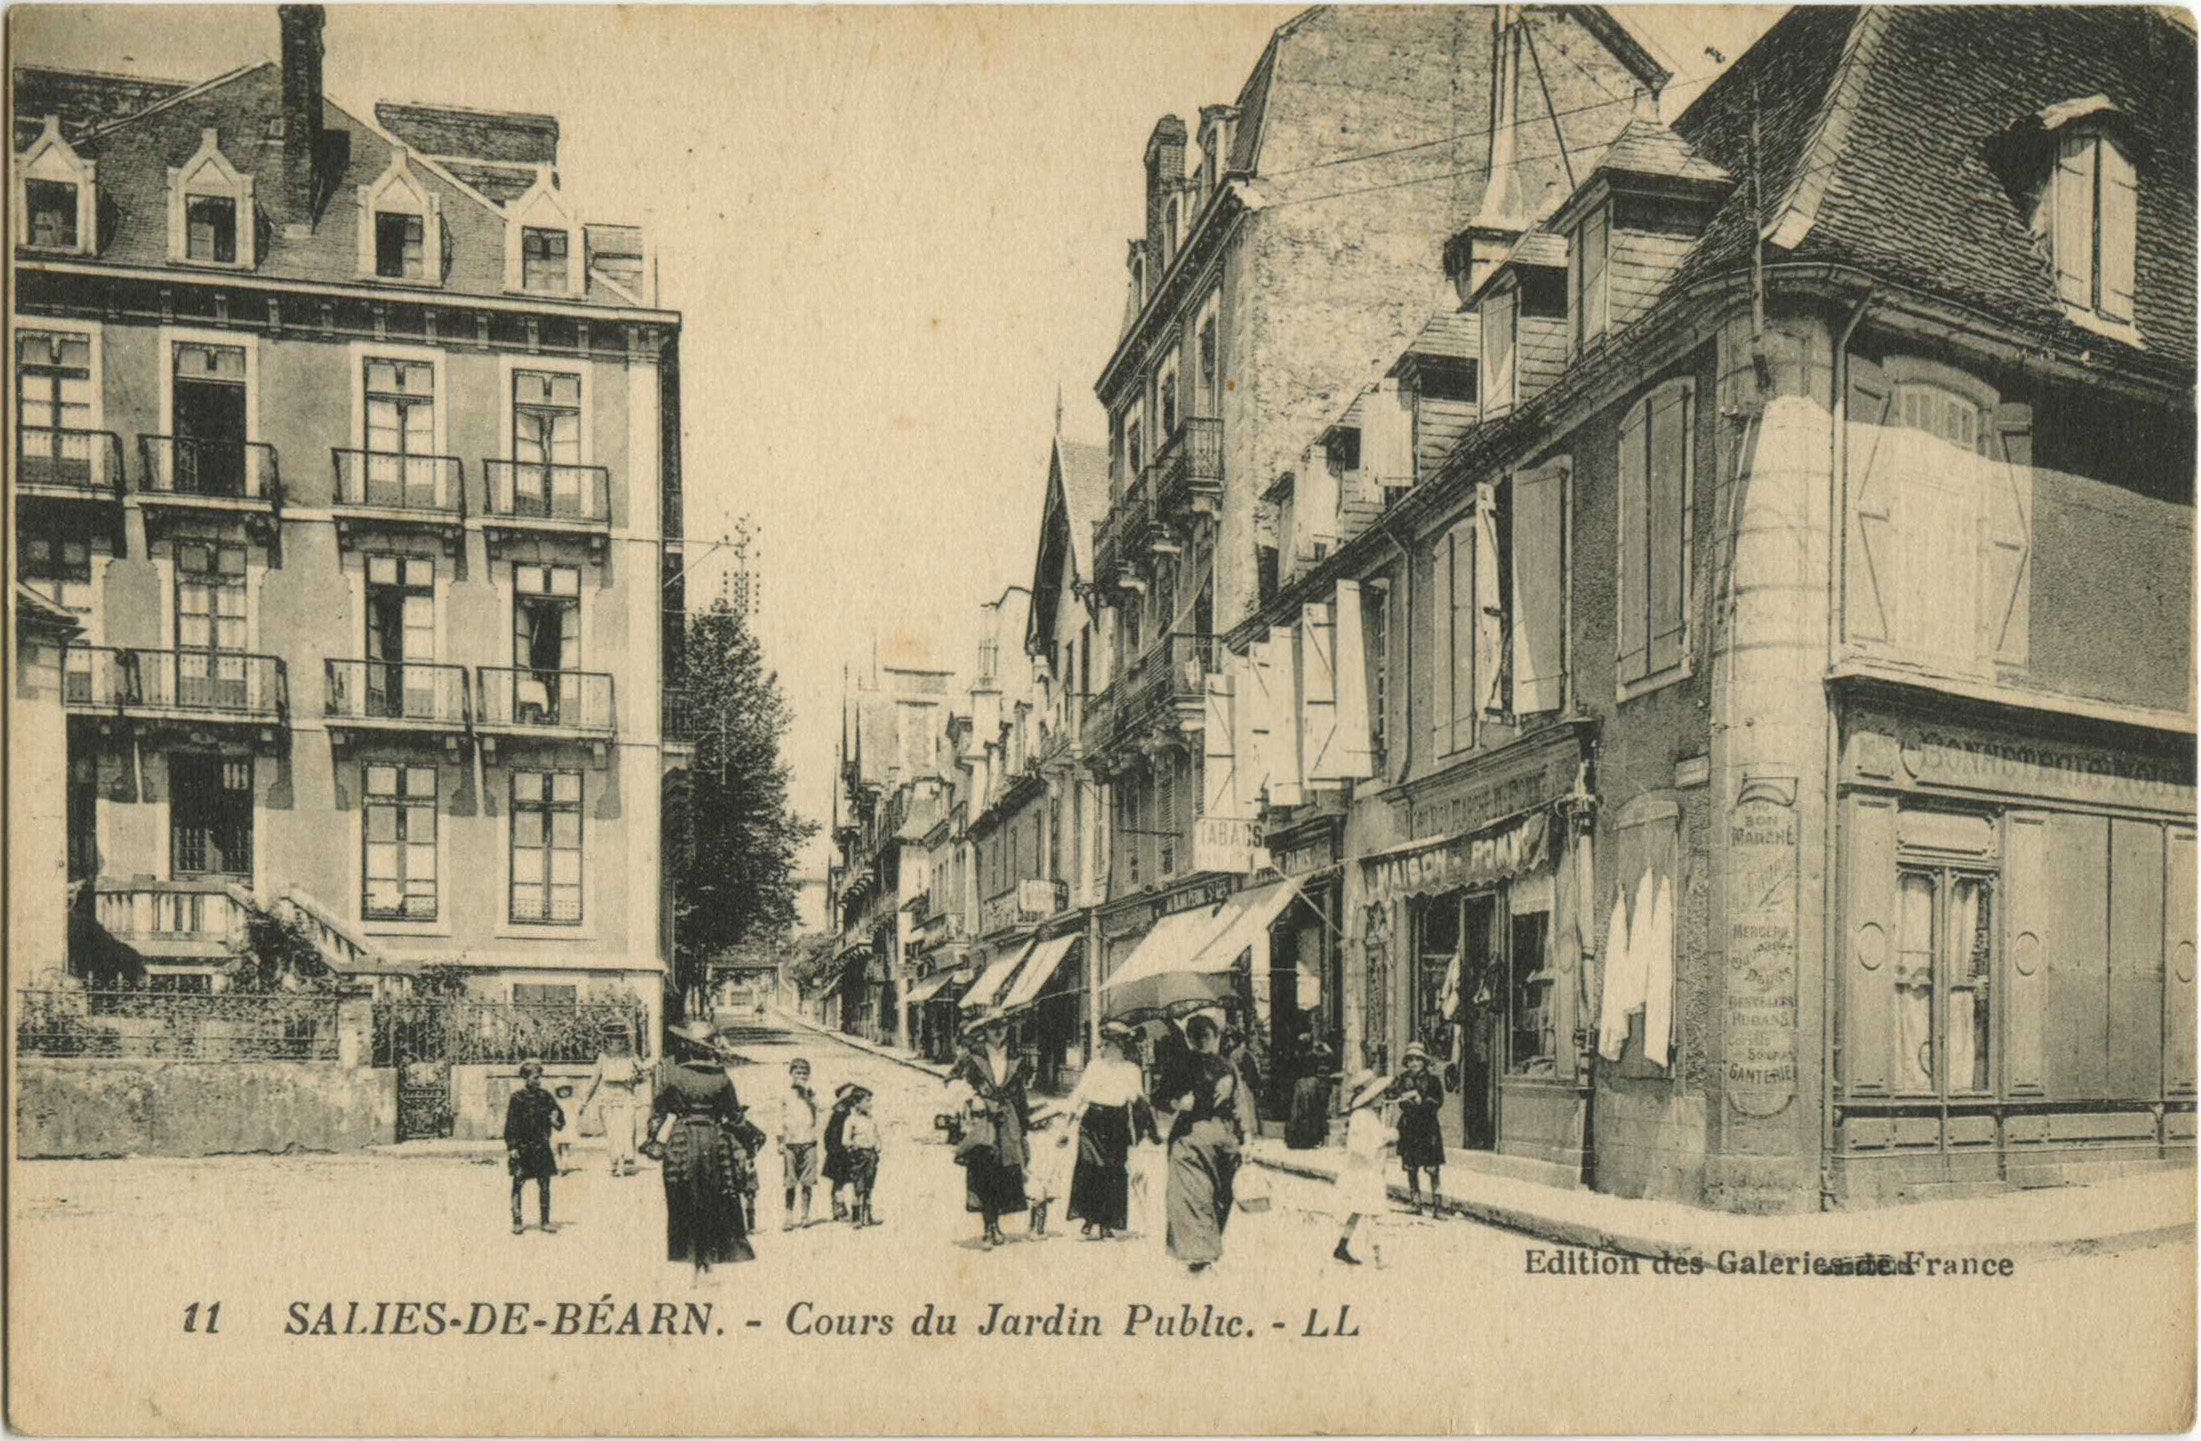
[{"left": 775, "top": 1011, "right": 951, "bottom": 1081}]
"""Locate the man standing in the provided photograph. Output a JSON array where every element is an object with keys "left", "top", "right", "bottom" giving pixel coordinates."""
[
  {"left": 505, "top": 1059, "right": 565, "bottom": 1235},
  {"left": 776, "top": 1057, "right": 822, "bottom": 1229}
]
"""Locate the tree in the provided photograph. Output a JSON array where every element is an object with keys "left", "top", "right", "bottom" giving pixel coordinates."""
[{"left": 665, "top": 596, "right": 817, "bottom": 1019}]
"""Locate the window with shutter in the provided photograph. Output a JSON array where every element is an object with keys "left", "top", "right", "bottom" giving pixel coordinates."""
[
  {"left": 1510, "top": 459, "right": 1568, "bottom": 713},
  {"left": 2050, "top": 127, "right": 2140, "bottom": 329},
  {"left": 1616, "top": 379, "right": 1692, "bottom": 694},
  {"left": 1572, "top": 206, "right": 1609, "bottom": 355},
  {"left": 1482, "top": 287, "right": 1518, "bottom": 415},
  {"left": 1433, "top": 520, "right": 1478, "bottom": 755},
  {"left": 1299, "top": 602, "right": 1338, "bottom": 783}
]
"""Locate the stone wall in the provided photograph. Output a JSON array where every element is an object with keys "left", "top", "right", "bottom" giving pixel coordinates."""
[{"left": 17, "top": 1058, "right": 396, "bottom": 1158}]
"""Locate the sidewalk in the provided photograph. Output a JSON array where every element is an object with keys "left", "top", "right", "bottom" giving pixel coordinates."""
[
  {"left": 784, "top": 1011, "right": 2193, "bottom": 1264},
  {"left": 775, "top": 1010, "right": 951, "bottom": 1080}
]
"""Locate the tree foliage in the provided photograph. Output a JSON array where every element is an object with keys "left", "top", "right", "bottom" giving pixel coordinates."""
[{"left": 665, "top": 597, "right": 817, "bottom": 1010}]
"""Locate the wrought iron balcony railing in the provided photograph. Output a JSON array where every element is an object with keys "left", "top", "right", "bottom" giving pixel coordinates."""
[
  {"left": 137, "top": 435, "right": 281, "bottom": 504},
  {"left": 474, "top": 666, "right": 616, "bottom": 733},
  {"left": 17, "top": 425, "right": 125, "bottom": 495},
  {"left": 70, "top": 647, "right": 289, "bottom": 720},
  {"left": 1104, "top": 631, "right": 1216, "bottom": 751},
  {"left": 59, "top": 644, "right": 133, "bottom": 709},
  {"left": 1151, "top": 415, "right": 1222, "bottom": 516},
  {"left": 324, "top": 659, "right": 471, "bottom": 726},
  {"left": 482, "top": 460, "right": 612, "bottom": 524},
  {"left": 331, "top": 449, "right": 465, "bottom": 516},
  {"left": 1093, "top": 467, "right": 1155, "bottom": 586}
]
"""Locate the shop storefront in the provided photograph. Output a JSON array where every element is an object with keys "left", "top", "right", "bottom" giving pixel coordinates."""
[
  {"left": 1261, "top": 812, "right": 1345, "bottom": 1118},
  {"left": 1357, "top": 725, "right": 1596, "bottom": 1176},
  {"left": 997, "top": 930, "right": 1087, "bottom": 1093},
  {"left": 1832, "top": 695, "right": 2196, "bottom": 1203}
]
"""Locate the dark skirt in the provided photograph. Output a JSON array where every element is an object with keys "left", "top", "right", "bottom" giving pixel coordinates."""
[
  {"left": 509, "top": 1140, "right": 558, "bottom": 1181},
  {"left": 1397, "top": 1108, "right": 1445, "bottom": 1170},
  {"left": 1285, "top": 1077, "right": 1331, "bottom": 1150},
  {"left": 823, "top": 1144, "right": 856, "bottom": 1185},
  {"left": 662, "top": 1116, "right": 755, "bottom": 1268},
  {"left": 1067, "top": 1104, "right": 1132, "bottom": 1231},
  {"left": 960, "top": 1148, "right": 1026, "bottom": 1215},
  {"left": 1165, "top": 1118, "right": 1239, "bottom": 1265}
]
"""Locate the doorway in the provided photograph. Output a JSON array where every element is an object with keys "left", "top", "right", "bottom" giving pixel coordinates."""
[
  {"left": 1414, "top": 889, "right": 1499, "bottom": 1152},
  {"left": 170, "top": 754, "right": 252, "bottom": 879}
]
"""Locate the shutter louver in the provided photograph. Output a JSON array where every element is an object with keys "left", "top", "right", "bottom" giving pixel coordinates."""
[
  {"left": 1300, "top": 601, "right": 1339, "bottom": 784},
  {"left": 1332, "top": 581, "right": 1376, "bottom": 779},
  {"left": 1474, "top": 486, "right": 1505, "bottom": 715},
  {"left": 1267, "top": 624, "right": 1304, "bottom": 807},
  {"left": 1617, "top": 399, "right": 1650, "bottom": 682},
  {"left": 1484, "top": 287, "right": 1517, "bottom": 415},
  {"left": 1981, "top": 404, "right": 2033, "bottom": 669},
  {"left": 2053, "top": 133, "right": 2096, "bottom": 309},
  {"left": 1511, "top": 460, "right": 1566, "bottom": 713},
  {"left": 2099, "top": 138, "right": 2137, "bottom": 323},
  {"left": 1647, "top": 382, "right": 1690, "bottom": 675},
  {"left": 1244, "top": 639, "right": 1278, "bottom": 809},
  {"left": 1202, "top": 670, "right": 1237, "bottom": 819},
  {"left": 1448, "top": 526, "right": 1475, "bottom": 748}
]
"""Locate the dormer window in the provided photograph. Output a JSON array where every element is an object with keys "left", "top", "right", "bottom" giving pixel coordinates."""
[
  {"left": 166, "top": 130, "right": 255, "bottom": 269},
  {"left": 357, "top": 146, "right": 443, "bottom": 285},
  {"left": 15, "top": 115, "right": 98, "bottom": 256},
  {"left": 187, "top": 196, "right": 237, "bottom": 264},
  {"left": 1482, "top": 284, "right": 1519, "bottom": 416},
  {"left": 2048, "top": 124, "right": 2137, "bottom": 331},
  {"left": 522, "top": 228, "right": 569, "bottom": 292},
  {"left": 28, "top": 180, "right": 77, "bottom": 249},
  {"left": 1569, "top": 204, "right": 1610, "bottom": 355}
]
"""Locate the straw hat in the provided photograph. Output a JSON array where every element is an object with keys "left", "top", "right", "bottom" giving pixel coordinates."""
[
  {"left": 667, "top": 1019, "right": 718, "bottom": 1051},
  {"left": 1346, "top": 1069, "right": 1392, "bottom": 1113},
  {"left": 834, "top": 1082, "right": 867, "bottom": 1103},
  {"left": 1402, "top": 1041, "right": 1431, "bottom": 1064}
]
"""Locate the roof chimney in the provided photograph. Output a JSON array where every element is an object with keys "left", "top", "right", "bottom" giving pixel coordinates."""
[
  {"left": 278, "top": 4, "right": 325, "bottom": 235},
  {"left": 1144, "top": 115, "right": 1187, "bottom": 276}
]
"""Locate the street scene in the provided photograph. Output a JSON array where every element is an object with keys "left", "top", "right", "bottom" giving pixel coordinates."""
[{"left": 5, "top": 1, "right": 2197, "bottom": 1433}]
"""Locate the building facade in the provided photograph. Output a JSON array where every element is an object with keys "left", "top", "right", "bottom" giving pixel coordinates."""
[{"left": 12, "top": 7, "right": 682, "bottom": 1035}]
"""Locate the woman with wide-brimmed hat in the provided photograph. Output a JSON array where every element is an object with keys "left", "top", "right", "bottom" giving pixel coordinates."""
[
  {"left": 1154, "top": 1012, "right": 1243, "bottom": 1274},
  {"left": 1062, "top": 1020, "right": 1156, "bottom": 1240},
  {"left": 1394, "top": 1040, "right": 1447, "bottom": 1215},
  {"left": 944, "top": 1015, "right": 1032, "bottom": 1247},
  {"left": 1331, "top": 1068, "right": 1395, "bottom": 1267},
  {"left": 645, "top": 1019, "right": 763, "bottom": 1272}
]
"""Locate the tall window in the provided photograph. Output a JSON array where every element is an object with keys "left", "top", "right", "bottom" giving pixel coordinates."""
[
  {"left": 1570, "top": 204, "right": 1610, "bottom": 355},
  {"left": 365, "top": 555, "right": 435, "bottom": 718},
  {"left": 1616, "top": 379, "right": 1694, "bottom": 691},
  {"left": 27, "top": 178, "right": 77, "bottom": 249},
  {"left": 23, "top": 535, "right": 93, "bottom": 612},
  {"left": 1157, "top": 347, "right": 1181, "bottom": 440},
  {"left": 521, "top": 227, "right": 570, "bottom": 292},
  {"left": 186, "top": 194, "right": 237, "bottom": 264},
  {"left": 364, "top": 358, "right": 439, "bottom": 506},
  {"left": 172, "top": 754, "right": 251, "bottom": 877},
  {"left": 1126, "top": 417, "right": 1144, "bottom": 478},
  {"left": 1195, "top": 291, "right": 1221, "bottom": 417},
  {"left": 1894, "top": 868, "right": 1995, "bottom": 1095},
  {"left": 1431, "top": 498, "right": 1502, "bottom": 755},
  {"left": 513, "top": 563, "right": 580, "bottom": 722},
  {"left": 175, "top": 542, "right": 248, "bottom": 709},
  {"left": 512, "top": 369, "right": 583, "bottom": 515},
  {"left": 2051, "top": 128, "right": 2137, "bottom": 326},
  {"left": 170, "top": 341, "right": 250, "bottom": 497},
  {"left": 511, "top": 769, "right": 583, "bottom": 924},
  {"left": 17, "top": 329, "right": 95, "bottom": 484},
  {"left": 375, "top": 211, "right": 425, "bottom": 279},
  {"left": 363, "top": 764, "right": 437, "bottom": 920},
  {"left": 1366, "top": 583, "right": 1389, "bottom": 770}
]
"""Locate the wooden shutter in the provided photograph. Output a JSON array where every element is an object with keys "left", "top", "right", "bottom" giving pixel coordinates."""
[
  {"left": 1244, "top": 638, "right": 1278, "bottom": 807},
  {"left": 2166, "top": 829, "right": 2197, "bottom": 1098},
  {"left": 2108, "top": 819, "right": 2166, "bottom": 1101},
  {"left": 1430, "top": 530, "right": 1456, "bottom": 755},
  {"left": 1844, "top": 356, "right": 1898, "bottom": 648},
  {"left": 1448, "top": 525, "right": 1476, "bottom": 748},
  {"left": 2044, "top": 811, "right": 2109, "bottom": 1101},
  {"left": 1511, "top": 459, "right": 1566, "bottom": 713},
  {"left": 1331, "top": 580, "right": 1376, "bottom": 779},
  {"left": 1474, "top": 485, "right": 1506, "bottom": 715},
  {"left": 1617, "top": 395, "right": 1650, "bottom": 682},
  {"left": 1267, "top": 624, "right": 1304, "bottom": 807},
  {"left": 1582, "top": 206, "right": 1609, "bottom": 343},
  {"left": 1842, "top": 794, "right": 1899, "bottom": 1095},
  {"left": 2099, "top": 138, "right": 2137, "bottom": 323},
  {"left": 1647, "top": 381, "right": 1691, "bottom": 675},
  {"left": 1299, "top": 602, "right": 1339, "bottom": 784},
  {"left": 2002, "top": 810, "right": 2051, "bottom": 1097},
  {"left": 2053, "top": 132, "right": 2096, "bottom": 309},
  {"left": 1980, "top": 404, "right": 2033, "bottom": 668},
  {"left": 1202, "top": 669, "right": 1237, "bottom": 819},
  {"left": 1483, "top": 287, "right": 1517, "bottom": 415}
]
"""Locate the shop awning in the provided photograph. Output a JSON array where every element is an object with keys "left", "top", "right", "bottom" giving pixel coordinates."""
[
  {"left": 904, "top": 969, "right": 968, "bottom": 1006},
  {"left": 1363, "top": 810, "right": 1551, "bottom": 904},
  {"left": 959, "top": 939, "right": 1035, "bottom": 1013},
  {"left": 1100, "top": 878, "right": 1302, "bottom": 1019},
  {"left": 996, "top": 934, "right": 1083, "bottom": 1015}
]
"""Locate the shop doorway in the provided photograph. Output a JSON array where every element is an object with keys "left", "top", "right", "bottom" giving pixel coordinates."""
[{"left": 1415, "top": 891, "right": 1499, "bottom": 1152}]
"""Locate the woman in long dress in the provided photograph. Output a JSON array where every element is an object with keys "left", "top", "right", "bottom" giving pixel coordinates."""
[
  {"left": 944, "top": 1019, "right": 1031, "bottom": 1247},
  {"left": 647, "top": 1021, "right": 763, "bottom": 1272},
  {"left": 1285, "top": 1030, "right": 1335, "bottom": 1150},
  {"left": 1064, "top": 1021, "right": 1156, "bottom": 1239},
  {"left": 1155, "top": 1013, "right": 1242, "bottom": 1274}
]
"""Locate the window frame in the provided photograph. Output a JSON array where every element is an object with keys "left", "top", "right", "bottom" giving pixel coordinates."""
[
  {"left": 362, "top": 763, "right": 440, "bottom": 922},
  {"left": 509, "top": 767, "right": 585, "bottom": 927},
  {"left": 1481, "top": 282, "right": 1519, "bottom": 416},
  {"left": 1615, "top": 377, "right": 1697, "bottom": 701},
  {"left": 1570, "top": 203, "right": 1611, "bottom": 356},
  {"left": 2048, "top": 124, "right": 2139, "bottom": 334},
  {"left": 15, "top": 117, "right": 98, "bottom": 256},
  {"left": 166, "top": 130, "right": 256, "bottom": 270},
  {"left": 1890, "top": 860, "right": 1999, "bottom": 1100},
  {"left": 356, "top": 147, "right": 444, "bottom": 286},
  {"left": 170, "top": 753, "right": 253, "bottom": 880}
]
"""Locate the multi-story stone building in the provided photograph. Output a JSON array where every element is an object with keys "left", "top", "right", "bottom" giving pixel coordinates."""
[
  {"left": 1082, "top": 4, "right": 1664, "bottom": 1105},
  {"left": 11, "top": 7, "right": 683, "bottom": 1037},
  {"left": 1230, "top": 3, "right": 2195, "bottom": 1209}
]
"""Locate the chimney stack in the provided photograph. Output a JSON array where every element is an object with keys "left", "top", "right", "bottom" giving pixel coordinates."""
[
  {"left": 1143, "top": 115, "right": 1187, "bottom": 274},
  {"left": 278, "top": 4, "right": 325, "bottom": 235}
]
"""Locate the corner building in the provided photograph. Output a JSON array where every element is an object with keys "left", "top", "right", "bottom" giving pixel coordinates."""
[{"left": 12, "top": 7, "right": 683, "bottom": 1035}]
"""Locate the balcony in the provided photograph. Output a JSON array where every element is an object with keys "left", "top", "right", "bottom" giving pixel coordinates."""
[
  {"left": 1151, "top": 415, "right": 1223, "bottom": 520},
  {"left": 136, "top": 436, "right": 282, "bottom": 540},
  {"left": 481, "top": 460, "right": 613, "bottom": 560},
  {"left": 324, "top": 659, "right": 472, "bottom": 752},
  {"left": 59, "top": 645, "right": 134, "bottom": 712},
  {"left": 1098, "top": 631, "right": 1215, "bottom": 761},
  {"left": 16, "top": 426, "right": 125, "bottom": 506},
  {"left": 91, "top": 877, "right": 254, "bottom": 962},
  {"left": 125, "top": 649, "right": 289, "bottom": 730},
  {"left": 474, "top": 666, "right": 616, "bottom": 759},
  {"left": 330, "top": 449, "right": 467, "bottom": 553},
  {"left": 1092, "top": 468, "right": 1155, "bottom": 594}
]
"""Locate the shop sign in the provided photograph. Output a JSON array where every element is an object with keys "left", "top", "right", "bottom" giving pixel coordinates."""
[
  {"left": 1099, "top": 873, "right": 1239, "bottom": 938},
  {"left": 1396, "top": 747, "right": 1577, "bottom": 843},
  {"left": 1725, "top": 777, "right": 1799, "bottom": 1114},
  {"left": 1850, "top": 709, "right": 2194, "bottom": 813},
  {"left": 1365, "top": 811, "right": 1549, "bottom": 904},
  {"left": 1193, "top": 816, "right": 1269, "bottom": 873}
]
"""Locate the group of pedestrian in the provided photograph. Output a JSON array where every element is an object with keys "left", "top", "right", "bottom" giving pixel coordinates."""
[{"left": 774, "top": 1055, "right": 882, "bottom": 1229}]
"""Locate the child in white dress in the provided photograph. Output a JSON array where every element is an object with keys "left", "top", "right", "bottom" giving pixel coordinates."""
[
  {"left": 1024, "top": 1103, "right": 1077, "bottom": 1237},
  {"left": 1334, "top": 1069, "right": 1394, "bottom": 1267}
]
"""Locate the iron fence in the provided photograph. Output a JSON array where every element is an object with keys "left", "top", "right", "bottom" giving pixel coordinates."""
[
  {"left": 370, "top": 998, "right": 646, "bottom": 1068},
  {"left": 16, "top": 987, "right": 341, "bottom": 1061}
]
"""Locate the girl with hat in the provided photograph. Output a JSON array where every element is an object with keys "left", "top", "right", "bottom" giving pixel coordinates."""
[
  {"left": 503, "top": 1058, "right": 565, "bottom": 1235},
  {"left": 1062, "top": 1020, "right": 1156, "bottom": 1240},
  {"left": 1332, "top": 1068, "right": 1395, "bottom": 1267},
  {"left": 1394, "top": 1041, "right": 1447, "bottom": 1215},
  {"left": 645, "top": 1020, "right": 763, "bottom": 1273}
]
